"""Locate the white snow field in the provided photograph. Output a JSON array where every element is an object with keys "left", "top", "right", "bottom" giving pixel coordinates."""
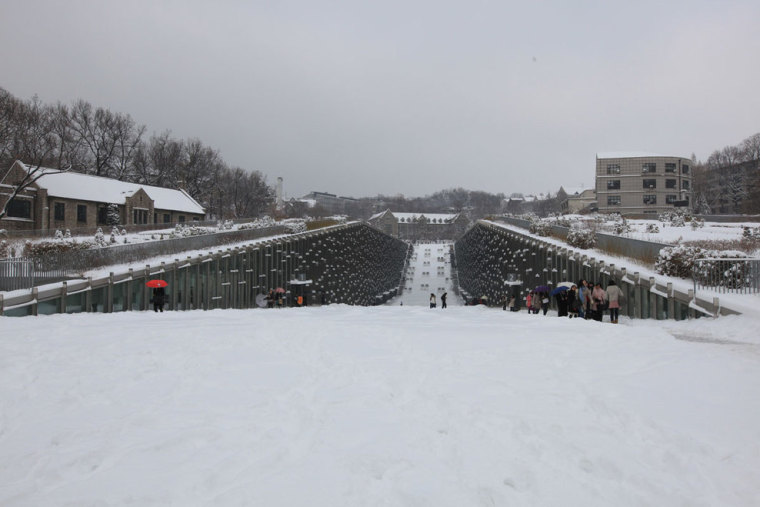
[{"left": 1, "top": 306, "right": 759, "bottom": 506}]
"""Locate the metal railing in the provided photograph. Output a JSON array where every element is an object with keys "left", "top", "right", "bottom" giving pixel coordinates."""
[
  {"left": 0, "top": 259, "right": 34, "bottom": 291},
  {"left": 693, "top": 258, "right": 760, "bottom": 294}
]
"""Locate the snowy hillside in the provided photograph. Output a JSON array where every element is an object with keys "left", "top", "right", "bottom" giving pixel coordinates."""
[{"left": 1, "top": 307, "right": 759, "bottom": 506}]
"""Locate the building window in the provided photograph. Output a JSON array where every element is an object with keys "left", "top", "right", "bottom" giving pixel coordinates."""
[
  {"left": 643, "top": 179, "right": 656, "bottom": 189},
  {"left": 606, "top": 164, "right": 620, "bottom": 175},
  {"left": 665, "top": 179, "right": 677, "bottom": 189},
  {"left": 77, "top": 204, "right": 87, "bottom": 223},
  {"left": 133, "top": 209, "right": 148, "bottom": 224},
  {"left": 607, "top": 180, "right": 621, "bottom": 190},
  {"left": 666, "top": 194, "right": 677, "bottom": 204},
  {"left": 178, "top": 215, "right": 185, "bottom": 223},
  {"left": 642, "top": 163, "right": 657, "bottom": 173},
  {"left": 7, "top": 199, "right": 32, "bottom": 218},
  {"left": 607, "top": 195, "right": 621, "bottom": 206},
  {"left": 682, "top": 164, "right": 690, "bottom": 174},
  {"left": 682, "top": 180, "right": 690, "bottom": 190},
  {"left": 665, "top": 163, "right": 676, "bottom": 173},
  {"left": 643, "top": 194, "right": 657, "bottom": 205},
  {"left": 54, "top": 202, "right": 65, "bottom": 221},
  {"left": 97, "top": 205, "right": 108, "bottom": 225},
  {"left": 163, "top": 214, "right": 171, "bottom": 223}
]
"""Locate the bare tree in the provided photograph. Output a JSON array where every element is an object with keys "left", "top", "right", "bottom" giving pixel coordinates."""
[{"left": 741, "top": 133, "right": 760, "bottom": 162}]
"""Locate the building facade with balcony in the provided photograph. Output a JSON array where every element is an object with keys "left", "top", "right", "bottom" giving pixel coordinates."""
[{"left": 595, "top": 152, "right": 692, "bottom": 216}]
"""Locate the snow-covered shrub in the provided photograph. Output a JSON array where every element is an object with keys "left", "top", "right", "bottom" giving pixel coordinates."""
[
  {"left": 94, "top": 228, "right": 108, "bottom": 247},
  {"left": 106, "top": 203, "right": 120, "bottom": 226},
  {"left": 54, "top": 229, "right": 64, "bottom": 240},
  {"left": 170, "top": 223, "right": 209, "bottom": 238},
  {"left": 659, "top": 209, "right": 692, "bottom": 227},
  {"left": 646, "top": 223, "right": 660, "bottom": 234},
  {"left": 655, "top": 245, "right": 706, "bottom": 278},
  {"left": 690, "top": 217, "right": 704, "bottom": 230},
  {"left": 281, "top": 219, "right": 307, "bottom": 234},
  {"left": 529, "top": 219, "right": 551, "bottom": 237},
  {"left": 64, "top": 229, "right": 72, "bottom": 239},
  {"left": 566, "top": 228, "right": 596, "bottom": 249},
  {"left": 120, "top": 228, "right": 127, "bottom": 236},
  {"left": 111, "top": 226, "right": 121, "bottom": 237},
  {"left": 612, "top": 215, "right": 631, "bottom": 235},
  {"left": 23, "top": 239, "right": 93, "bottom": 257},
  {"left": 237, "top": 216, "right": 277, "bottom": 230}
]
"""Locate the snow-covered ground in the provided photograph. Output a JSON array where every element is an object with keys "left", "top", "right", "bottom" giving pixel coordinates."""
[
  {"left": 394, "top": 242, "right": 462, "bottom": 307},
  {"left": 1, "top": 306, "right": 759, "bottom": 506}
]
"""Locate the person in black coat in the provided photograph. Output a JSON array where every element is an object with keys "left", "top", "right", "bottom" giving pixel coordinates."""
[{"left": 152, "top": 286, "right": 165, "bottom": 312}]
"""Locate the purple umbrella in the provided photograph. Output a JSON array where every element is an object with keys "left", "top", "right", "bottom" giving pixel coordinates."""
[{"left": 534, "top": 285, "right": 551, "bottom": 293}]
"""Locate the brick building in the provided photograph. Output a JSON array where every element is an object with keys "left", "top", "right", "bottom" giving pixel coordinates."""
[
  {"left": 0, "top": 161, "right": 205, "bottom": 233},
  {"left": 368, "top": 210, "right": 470, "bottom": 240}
]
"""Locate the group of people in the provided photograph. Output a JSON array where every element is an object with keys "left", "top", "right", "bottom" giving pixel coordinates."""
[
  {"left": 429, "top": 292, "right": 448, "bottom": 308},
  {"left": 525, "top": 279, "right": 624, "bottom": 323}
]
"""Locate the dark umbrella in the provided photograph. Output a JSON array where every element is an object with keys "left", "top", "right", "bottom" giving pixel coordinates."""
[
  {"left": 146, "top": 280, "right": 168, "bottom": 288},
  {"left": 550, "top": 286, "right": 569, "bottom": 296},
  {"left": 534, "top": 285, "right": 551, "bottom": 293}
]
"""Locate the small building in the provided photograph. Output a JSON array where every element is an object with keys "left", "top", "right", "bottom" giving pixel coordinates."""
[
  {"left": 595, "top": 152, "right": 692, "bottom": 216},
  {"left": 0, "top": 160, "right": 205, "bottom": 233},
  {"left": 558, "top": 186, "right": 596, "bottom": 214}
]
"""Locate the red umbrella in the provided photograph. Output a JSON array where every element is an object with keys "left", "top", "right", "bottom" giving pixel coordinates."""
[
  {"left": 146, "top": 279, "right": 168, "bottom": 288},
  {"left": 275, "top": 287, "right": 286, "bottom": 293}
]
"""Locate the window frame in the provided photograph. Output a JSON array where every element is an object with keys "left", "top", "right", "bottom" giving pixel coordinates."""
[
  {"left": 54, "top": 202, "right": 65, "bottom": 221},
  {"left": 643, "top": 179, "right": 657, "bottom": 189},
  {"left": 642, "top": 163, "right": 657, "bottom": 173},
  {"left": 607, "top": 180, "right": 621, "bottom": 190},
  {"left": 6, "top": 198, "right": 32, "bottom": 219},
  {"left": 643, "top": 194, "right": 657, "bottom": 205},
  {"left": 607, "top": 195, "right": 621, "bottom": 206},
  {"left": 77, "top": 204, "right": 87, "bottom": 223},
  {"left": 606, "top": 164, "right": 621, "bottom": 175}
]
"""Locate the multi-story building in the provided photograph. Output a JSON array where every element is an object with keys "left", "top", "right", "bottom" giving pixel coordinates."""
[{"left": 595, "top": 152, "right": 692, "bottom": 216}]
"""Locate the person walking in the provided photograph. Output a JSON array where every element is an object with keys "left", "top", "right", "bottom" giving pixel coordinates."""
[
  {"left": 429, "top": 293, "right": 436, "bottom": 308},
  {"left": 568, "top": 285, "right": 579, "bottom": 318},
  {"left": 508, "top": 295, "right": 517, "bottom": 312},
  {"left": 500, "top": 294, "right": 508, "bottom": 311},
  {"left": 526, "top": 292, "right": 533, "bottom": 313},
  {"left": 590, "top": 282, "right": 607, "bottom": 322},
  {"left": 540, "top": 292, "right": 550, "bottom": 315},
  {"left": 152, "top": 286, "right": 165, "bottom": 313},
  {"left": 606, "top": 280, "right": 624, "bottom": 323},
  {"left": 441, "top": 292, "right": 447, "bottom": 309},
  {"left": 577, "top": 280, "right": 588, "bottom": 319}
]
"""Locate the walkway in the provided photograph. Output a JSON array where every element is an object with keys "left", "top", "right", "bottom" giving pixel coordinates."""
[{"left": 390, "top": 241, "right": 462, "bottom": 307}]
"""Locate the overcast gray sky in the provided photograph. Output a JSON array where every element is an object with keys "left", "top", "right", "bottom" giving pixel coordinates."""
[{"left": 2, "top": 0, "right": 759, "bottom": 199}]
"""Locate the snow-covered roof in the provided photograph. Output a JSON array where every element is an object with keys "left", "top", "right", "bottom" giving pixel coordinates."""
[
  {"left": 24, "top": 163, "right": 204, "bottom": 214},
  {"left": 561, "top": 187, "right": 595, "bottom": 198},
  {"left": 368, "top": 210, "right": 391, "bottom": 221},
  {"left": 596, "top": 152, "right": 688, "bottom": 160}
]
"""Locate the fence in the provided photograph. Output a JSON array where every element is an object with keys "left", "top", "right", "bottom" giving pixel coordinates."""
[
  {"left": 455, "top": 221, "right": 737, "bottom": 319},
  {"left": 0, "top": 222, "right": 409, "bottom": 317},
  {"left": 0, "top": 226, "right": 288, "bottom": 293},
  {"left": 0, "top": 259, "right": 34, "bottom": 291},
  {"left": 498, "top": 217, "right": 670, "bottom": 264},
  {"left": 693, "top": 258, "right": 760, "bottom": 294}
]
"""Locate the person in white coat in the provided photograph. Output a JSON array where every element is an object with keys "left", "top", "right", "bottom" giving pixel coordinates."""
[{"left": 606, "top": 280, "right": 624, "bottom": 323}]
